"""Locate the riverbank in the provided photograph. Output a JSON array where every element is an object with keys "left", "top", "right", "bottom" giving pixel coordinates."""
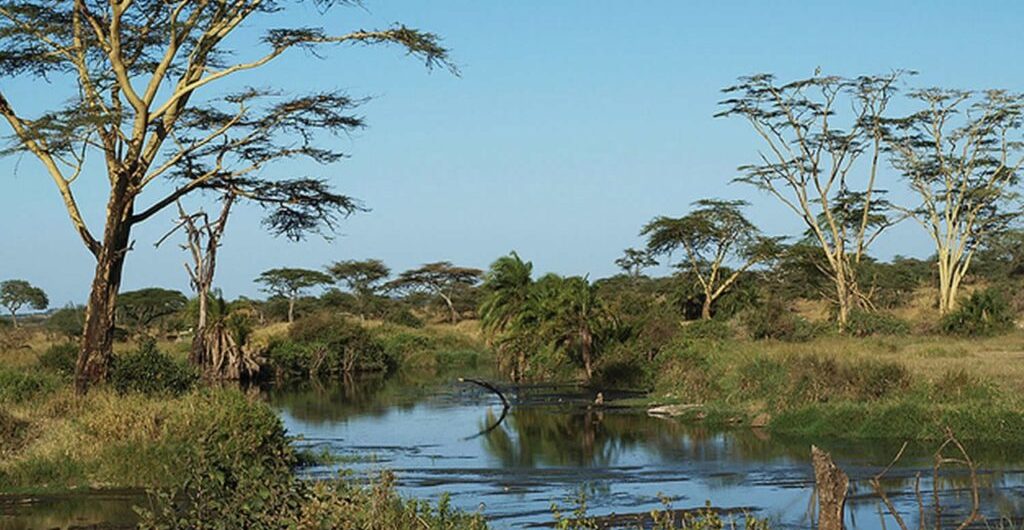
[{"left": 630, "top": 331, "right": 1024, "bottom": 443}]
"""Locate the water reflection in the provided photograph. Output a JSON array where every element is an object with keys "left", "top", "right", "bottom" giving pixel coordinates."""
[{"left": 268, "top": 373, "right": 1024, "bottom": 529}]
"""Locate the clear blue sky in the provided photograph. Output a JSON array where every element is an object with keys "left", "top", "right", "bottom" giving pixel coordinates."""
[{"left": 2, "top": 1, "right": 1023, "bottom": 305}]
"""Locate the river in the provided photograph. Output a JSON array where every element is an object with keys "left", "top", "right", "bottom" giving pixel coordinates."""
[{"left": 3, "top": 370, "right": 1024, "bottom": 529}]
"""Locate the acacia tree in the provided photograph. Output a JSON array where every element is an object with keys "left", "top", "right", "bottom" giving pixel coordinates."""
[
  {"left": 0, "top": 280, "right": 48, "bottom": 328},
  {"left": 116, "top": 287, "right": 187, "bottom": 337},
  {"left": 642, "top": 199, "right": 783, "bottom": 320},
  {"left": 255, "top": 268, "right": 332, "bottom": 323},
  {"left": 326, "top": 259, "right": 391, "bottom": 320},
  {"left": 718, "top": 72, "right": 903, "bottom": 329},
  {"left": 884, "top": 89, "right": 1024, "bottom": 314},
  {"left": 387, "top": 262, "right": 483, "bottom": 324},
  {"left": 614, "top": 248, "right": 657, "bottom": 278},
  {"left": 0, "top": 2, "right": 452, "bottom": 392}
]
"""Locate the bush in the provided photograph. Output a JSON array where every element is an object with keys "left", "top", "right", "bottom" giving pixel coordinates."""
[
  {"left": 784, "top": 356, "right": 911, "bottom": 404},
  {"left": 138, "top": 391, "right": 488, "bottom": 530},
  {"left": 38, "top": 342, "right": 78, "bottom": 377},
  {"left": 0, "top": 369, "right": 58, "bottom": 404},
  {"left": 0, "top": 408, "right": 28, "bottom": 456},
  {"left": 654, "top": 341, "right": 721, "bottom": 402},
  {"left": 845, "top": 309, "right": 910, "bottom": 337},
  {"left": 266, "top": 313, "right": 392, "bottom": 379},
  {"left": 941, "top": 288, "right": 1016, "bottom": 337},
  {"left": 109, "top": 340, "right": 197, "bottom": 396},
  {"left": 678, "top": 318, "right": 733, "bottom": 341},
  {"left": 742, "top": 299, "right": 827, "bottom": 342},
  {"left": 382, "top": 307, "right": 424, "bottom": 328},
  {"left": 45, "top": 305, "right": 86, "bottom": 339}
]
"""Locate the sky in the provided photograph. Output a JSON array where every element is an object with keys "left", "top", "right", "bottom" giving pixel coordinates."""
[{"left": 1, "top": 1, "right": 1024, "bottom": 306}]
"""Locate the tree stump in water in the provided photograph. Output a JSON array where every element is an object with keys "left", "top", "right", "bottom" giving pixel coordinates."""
[{"left": 812, "top": 445, "right": 849, "bottom": 530}]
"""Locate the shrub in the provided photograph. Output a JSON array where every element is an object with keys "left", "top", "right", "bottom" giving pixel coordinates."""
[
  {"left": 654, "top": 341, "right": 721, "bottom": 402},
  {"left": 783, "top": 356, "right": 910, "bottom": 405},
  {"left": 45, "top": 305, "right": 86, "bottom": 339},
  {"left": 0, "top": 409, "right": 28, "bottom": 456},
  {"left": 38, "top": 342, "right": 78, "bottom": 377},
  {"left": 742, "top": 300, "right": 827, "bottom": 342},
  {"left": 941, "top": 288, "right": 1016, "bottom": 337},
  {"left": 109, "top": 340, "right": 197, "bottom": 396},
  {"left": 0, "top": 369, "right": 58, "bottom": 404},
  {"left": 932, "top": 368, "right": 996, "bottom": 402},
  {"left": 845, "top": 309, "right": 910, "bottom": 337},
  {"left": 678, "top": 318, "right": 733, "bottom": 341},
  {"left": 382, "top": 307, "right": 424, "bottom": 328},
  {"left": 266, "top": 313, "right": 392, "bottom": 379},
  {"left": 139, "top": 392, "right": 488, "bottom": 530}
]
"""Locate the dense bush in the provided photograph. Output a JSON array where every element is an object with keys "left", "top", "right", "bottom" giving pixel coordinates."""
[
  {"left": 741, "top": 299, "right": 827, "bottom": 342},
  {"left": 38, "top": 342, "right": 78, "bottom": 377},
  {"left": 138, "top": 391, "right": 488, "bottom": 530},
  {"left": 678, "top": 318, "right": 733, "bottom": 341},
  {"left": 940, "top": 288, "right": 1016, "bottom": 337},
  {"left": 845, "top": 309, "right": 910, "bottom": 337},
  {"left": 0, "top": 368, "right": 58, "bottom": 404},
  {"left": 654, "top": 341, "right": 722, "bottom": 402},
  {"left": 382, "top": 307, "right": 424, "bottom": 328},
  {"left": 109, "top": 340, "right": 197, "bottom": 396},
  {"left": 266, "top": 313, "right": 392, "bottom": 379},
  {"left": 45, "top": 305, "right": 86, "bottom": 339}
]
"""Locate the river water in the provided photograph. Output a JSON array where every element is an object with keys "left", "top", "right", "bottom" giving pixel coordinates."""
[{"left": 3, "top": 371, "right": 1024, "bottom": 529}]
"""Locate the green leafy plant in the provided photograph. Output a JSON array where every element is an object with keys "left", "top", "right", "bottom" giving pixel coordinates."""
[{"left": 109, "top": 340, "right": 197, "bottom": 396}]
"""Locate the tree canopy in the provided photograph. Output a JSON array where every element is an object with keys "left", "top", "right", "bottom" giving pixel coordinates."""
[
  {"left": 0, "top": 279, "right": 48, "bottom": 327},
  {"left": 387, "top": 262, "right": 483, "bottom": 323},
  {"left": 255, "top": 268, "right": 332, "bottom": 323}
]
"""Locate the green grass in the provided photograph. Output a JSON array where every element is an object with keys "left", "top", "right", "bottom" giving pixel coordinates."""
[{"left": 647, "top": 333, "right": 1024, "bottom": 442}]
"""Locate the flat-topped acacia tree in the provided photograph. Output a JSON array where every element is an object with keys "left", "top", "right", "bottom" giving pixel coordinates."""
[
  {"left": 0, "top": 1, "right": 453, "bottom": 393},
  {"left": 387, "top": 262, "right": 483, "bottom": 323},
  {"left": 642, "top": 199, "right": 784, "bottom": 320}
]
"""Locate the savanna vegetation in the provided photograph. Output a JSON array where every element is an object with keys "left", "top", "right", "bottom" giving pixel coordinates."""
[{"left": 0, "top": 0, "right": 1022, "bottom": 525}]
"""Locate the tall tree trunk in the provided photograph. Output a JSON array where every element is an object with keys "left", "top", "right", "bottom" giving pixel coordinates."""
[
  {"left": 76, "top": 198, "right": 133, "bottom": 394},
  {"left": 581, "top": 328, "right": 593, "bottom": 381},
  {"left": 701, "top": 292, "right": 713, "bottom": 320},
  {"left": 8, "top": 310, "right": 17, "bottom": 328},
  {"left": 440, "top": 292, "right": 458, "bottom": 324},
  {"left": 189, "top": 289, "right": 209, "bottom": 366},
  {"left": 288, "top": 296, "right": 296, "bottom": 324}
]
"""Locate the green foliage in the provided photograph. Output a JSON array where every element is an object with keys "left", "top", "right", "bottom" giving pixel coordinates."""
[
  {"left": 382, "top": 307, "right": 424, "bottom": 328},
  {"left": 0, "top": 369, "right": 57, "bottom": 404},
  {"left": 741, "top": 299, "right": 827, "bottom": 342},
  {"left": 38, "top": 342, "right": 78, "bottom": 377},
  {"left": 44, "top": 305, "right": 85, "bottom": 339},
  {"left": 679, "top": 319, "right": 734, "bottom": 341},
  {"left": 0, "top": 280, "right": 49, "bottom": 324},
  {"left": 116, "top": 288, "right": 188, "bottom": 337},
  {"left": 845, "top": 309, "right": 910, "bottom": 337},
  {"left": 109, "top": 340, "right": 197, "bottom": 396},
  {"left": 267, "top": 314, "right": 392, "bottom": 379},
  {"left": 941, "top": 288, "right": 1016, "bottom": 337},
  {"left": 138, "top": 394, "right": 488, "bottom": 530}
]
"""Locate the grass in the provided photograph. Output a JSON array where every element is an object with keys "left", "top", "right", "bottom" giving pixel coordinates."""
[{"left": 645, "top": 331, "right": 1024, "bottom": 442}]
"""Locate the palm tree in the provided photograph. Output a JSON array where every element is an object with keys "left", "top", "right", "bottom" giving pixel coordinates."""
[
  {"left": 479, "top": 252, "right": 536, "bottom": 381},
  {"left": 540, "top": 276, "right": 614, "bottom": 381}
]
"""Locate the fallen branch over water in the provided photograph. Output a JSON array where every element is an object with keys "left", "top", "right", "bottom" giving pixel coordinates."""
[{"left": 458, "top": 377, "right": 510, "bottom": 439}]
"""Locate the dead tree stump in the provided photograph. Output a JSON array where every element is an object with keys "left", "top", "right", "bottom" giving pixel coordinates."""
[{"left": 812, "top": 445, "right": 849, "bottom": 530}]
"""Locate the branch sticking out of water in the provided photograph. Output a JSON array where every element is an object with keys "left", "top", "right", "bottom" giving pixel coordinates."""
[{"left": 458, "top": 377, "right": 510, "bottom": 440}]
